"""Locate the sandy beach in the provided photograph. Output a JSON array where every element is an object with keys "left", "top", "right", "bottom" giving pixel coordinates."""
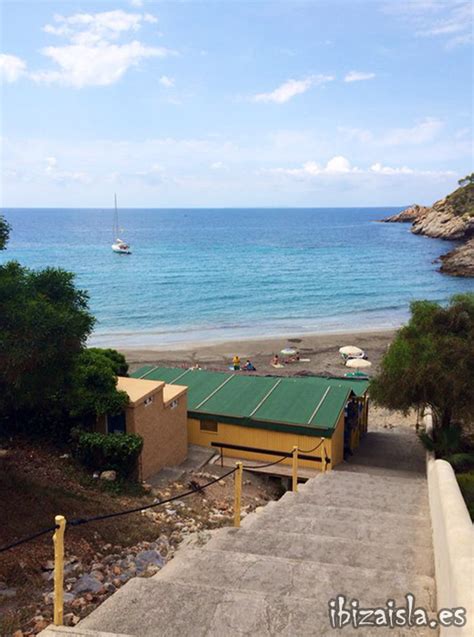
[
  {"left": 121, "top": 327, "right": 419, "bottom": 432},
  {"left": 122, "top": 328, "right": 396, "bottom": 378}
]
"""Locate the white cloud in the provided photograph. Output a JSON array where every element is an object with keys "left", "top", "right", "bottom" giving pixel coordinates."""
[
  {"left": 159, "top": 74, "right": 175, "bottom": 88},
  {"left": 43, "top": 156, "right": 90, "bottom": 184},
  {"left": 130, "top": 0, "right": 144, "bottom": 7},
  {"left": 344, "top": 71, "right": 376, "bottom": 82},
  {"left": 270, "top": 156, "right": 453, "bottom": 178},
  {"left": 382, "top": 117, "right": 443, "bottom": 145},
  {"left": 272, "top": 156, "right": 362, "bottom": 176},
  {"left": 31, "top": 10, "right": 173, "bottom": 88},
  {"left": 383, "top": 1, "right": 472, "bottom": 48},
  {"left": 32, "top": 42, "right": 172, "bottom": 88},
  {"left": 0, "top": 54, "right": 27, "bottom": 83},
  {"left": 253, "top": 75, "right": 334, "bottom": 103}
]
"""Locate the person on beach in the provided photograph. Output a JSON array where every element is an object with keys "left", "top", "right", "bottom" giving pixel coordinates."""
[
  {"left": 243, "top": 359, "right": 256, "bottom": 371},
  {"left": 272, "top": 354, "right": 280, "bottom": 366},
  {"left": 233, "top": 355, "right": 241, "bottom": 370}
]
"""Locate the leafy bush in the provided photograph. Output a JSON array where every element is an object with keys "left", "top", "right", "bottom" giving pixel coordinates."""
[
  {"left": 73, "top": 430, "right": 143, "bottom": 478},
  {"left": 456, "top": 472, "right": 474, "bottom": 520},
  {"left": 419, "top": 424, "right": 463, "bottom": 457}
]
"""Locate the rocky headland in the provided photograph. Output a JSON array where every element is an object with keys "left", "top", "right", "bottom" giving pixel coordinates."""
[{"left": 381, "top": 181, "right": 474, "bottom": 277}]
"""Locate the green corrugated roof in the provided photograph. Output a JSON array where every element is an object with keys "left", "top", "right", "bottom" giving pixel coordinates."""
[{"left": 130, "top": 366, "right": 366, "bottom": 436}]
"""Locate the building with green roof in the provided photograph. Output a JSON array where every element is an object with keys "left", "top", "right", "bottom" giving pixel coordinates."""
[{"left": 131, "top": 366, "right": 369, "bottom": 472}]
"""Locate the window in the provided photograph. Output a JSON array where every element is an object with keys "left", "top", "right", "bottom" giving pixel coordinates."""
[
  {"left": 200, "top": 420, "right": 218, "bottom": 433},
  {"left": 144, "top": 396, "right": 154, "bottom": 406},
  {"left": 169, "top": 399, "right": 179, "bottom": 410}
]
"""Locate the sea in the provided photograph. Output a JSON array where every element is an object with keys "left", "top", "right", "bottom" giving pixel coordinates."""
[{"left": 1, "top": 207, "right": 472, "bottom": 349}]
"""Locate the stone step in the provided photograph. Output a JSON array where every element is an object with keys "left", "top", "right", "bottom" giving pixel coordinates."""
[
  {"left": 247, "top": 505, "right": 432, "bottom": 546},
  {"left": 278, "top": 489, "right": 430, "bottom": 516},
  {"left": 334, "top": 464, "right": 427, "bottom": 478},
  {"left": 206, "top": 528, "right": 434, "bottom": 576},
  {"left": 325, "top": 469, "right": 427, "bottom": 486},
  {"left": 39, "top": 628, "right": 133, "bottom": 637},
  {"left": 300, "top": 475, "right": 429, "bottom": 499},
  {"left": 158, "top": 546, "right": 436, "bottom": 609},
  {"left": 78, "top": 577, "right": 435, "bottom": 637}
]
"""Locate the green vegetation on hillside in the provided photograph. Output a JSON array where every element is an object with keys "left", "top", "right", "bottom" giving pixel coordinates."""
[
  {"left": 448, "top": 179, "right": 474, "bottom": 217},
  {"left": 0, "top": 215, "right": 10, "bottom": 250}
]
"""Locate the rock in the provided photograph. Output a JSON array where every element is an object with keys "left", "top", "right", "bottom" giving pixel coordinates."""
[
  {"left": 142, "top": 482, "right": 152, "bottom": 493},
  {"left": 136, "top": 549, "right": 165, "bottom": 569},
  {"left": 42, "top": 560, "right": 54, "bottom": 571},
  {"left": 381, "top": 204, "right": 430, "bottom": 224},
  {"left": 0, "top": 449, "right": 10, "bottom": 459},
  {"left": 12, "top": 631, "right": 23, "bottom": 637},
  {"left": 59, "top": 453, "right": 70, "bottom": 459},
  {"left": 90, "top": 569, "right": 104, "bottom": 582},
  {"left": 218, "top": 479, "right": 226, "bottom": 486},
  {"left": 0, "top": 587, "right": 16, "bottom": 598},
  {"left": 33, "top": 618, "right": 49, "bottom": 632},
  {"left": 100, "top": 470, "right": 117, "bottom": 481},
  {"left": 64, "top": 612, "right": 80, "bottom": 626},
  {"left": 380, "top": 183, "right": 474, "bottom": 277},
  {"left": 73, "top": 573, "right": 105, "bottom": 594},
  {"left": 439, "top": 238, "right": 474, "bottom": 277}
]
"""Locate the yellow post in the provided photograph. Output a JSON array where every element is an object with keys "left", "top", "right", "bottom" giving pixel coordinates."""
[
  {"left": 321, "top": 438, "right": 326, "bottom": 473},
  {"left": 292, "top": 446, "right": 298, "bottom": 492},
  {"left": 53, "top": 515, "right": 66, "bottom": 626},
  {"left": 233, "top": 462, "right": 243, "bottom": 528}
]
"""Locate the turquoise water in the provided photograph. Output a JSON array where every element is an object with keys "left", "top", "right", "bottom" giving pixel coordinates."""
[{"left": 1, "top": 208, "right": 472, "bottom": 347}]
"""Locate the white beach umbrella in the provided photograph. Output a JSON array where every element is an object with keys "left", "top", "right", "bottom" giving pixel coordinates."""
[
  {"left": 345, "top": 358, "right": 372, "bottom": 369},
  {"left": 281, "top": 347, "right": 297, "bottom": 355},
  {"left": 339, "top": 345, "right": 364, "bottom": 357}
]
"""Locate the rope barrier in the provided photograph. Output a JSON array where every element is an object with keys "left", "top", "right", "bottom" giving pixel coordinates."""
[
  {"left": 0, "top": 525, "right": 59, "bottom": 554},
  {"left": 298, "top": 439, "right": 325, "bottom": 454},
  {"left": 242, "top": 454, "right": 288, "bottom": 469},
  {"left": 0, "top": 467, "right": 237, "bottom": 552}
]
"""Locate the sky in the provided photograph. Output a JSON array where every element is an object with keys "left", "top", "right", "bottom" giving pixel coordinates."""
[{"left": 0, "top": 0, "right": 472, "bottom": 208}]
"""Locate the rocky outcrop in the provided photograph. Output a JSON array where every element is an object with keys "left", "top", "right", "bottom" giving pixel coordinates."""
[
  {"left": 381, "top": 204, "right": 430, "bottom": 224},
  {"left": 411, "top": 196, "right": 474, "bottom": 240},
  {"left": 439, "top": 238, "right": 474, "bottom": 277},
  {"left": 381, "top": 183, "right": 474, "bottom": 277}
]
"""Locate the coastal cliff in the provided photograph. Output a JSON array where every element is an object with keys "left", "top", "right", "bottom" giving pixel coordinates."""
[{"left": 382, "top": 181, "right": 474, "bottom": 277}]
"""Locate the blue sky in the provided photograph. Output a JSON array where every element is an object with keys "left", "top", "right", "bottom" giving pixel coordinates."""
[{"left": 1, "top": 0, "right": 472, "bottom": 207}]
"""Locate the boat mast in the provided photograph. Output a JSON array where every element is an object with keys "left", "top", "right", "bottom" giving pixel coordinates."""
[{"left": 113, "top": 193, "right": 118, "bottom": 239}]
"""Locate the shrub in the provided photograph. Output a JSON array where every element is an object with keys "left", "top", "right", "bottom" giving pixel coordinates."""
[
  {"left": 456, "top": 472, "right": 474, "bottom": 520},
  {"left": 73, "top": 430, "right": 143, "bottom": 478}
]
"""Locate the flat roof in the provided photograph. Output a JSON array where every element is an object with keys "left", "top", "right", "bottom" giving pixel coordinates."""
[
  {"left": 117, "top": 376, "right": 164, "bottom": 406},
  {"left": 163, "top": 384, "right": 187, "bottom": 406},
  {"left": 131, "top": 366, "right": 367, "bottom": 436}
]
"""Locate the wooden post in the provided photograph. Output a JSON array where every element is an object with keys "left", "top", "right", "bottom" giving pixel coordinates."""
[
  {"left": 233, "top": 462, "right": 243, "bottom": 528},
  {"left": 53, "top": 515, "right": 66, "bottom": 626},
  {"left": 321, "top": 438, "right": 326, "bottom": 473},
  {"left": 292, "top": 446, "right": 298, "bottom": 492}
]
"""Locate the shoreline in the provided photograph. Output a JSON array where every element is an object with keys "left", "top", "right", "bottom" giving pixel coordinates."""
[{"left": 117, "top": 327, "right": 398, "bottom": 378}]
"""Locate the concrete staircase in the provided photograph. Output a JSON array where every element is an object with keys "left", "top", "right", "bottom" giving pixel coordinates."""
[{"left": 43, "top": 429, "right": 436, "bottom": 636}]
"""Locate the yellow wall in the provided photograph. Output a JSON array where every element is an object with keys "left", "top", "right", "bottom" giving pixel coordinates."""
[
  {"left": 331, "top": 411, "right": 345, "bottom": 467},
  {"left": 187, "top": 417, "right": 343, "bottom": 471}
]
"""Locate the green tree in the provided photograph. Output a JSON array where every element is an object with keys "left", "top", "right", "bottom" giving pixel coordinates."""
[
  {"left": 0, "top": 261, "right": 95, "bottom": 425},
  {"left": 370, "top": 294, "right": 474, "bottom": 430},
  {"left": 0, "top": 215, "right": 10, "bottom": 250},
  {"left": 458, "top": 173, "right": 474, "bottom": 187},
  {"left": 67, "top": 348, "right": 129, "bottom": 424},
  {"left": 88, "top": 347, "right": 129, "bottom": 376}
]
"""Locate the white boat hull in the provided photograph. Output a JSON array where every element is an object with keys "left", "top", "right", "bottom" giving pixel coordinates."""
[{"left": 112, "top": 244, "right": 131, "bottom": 254}]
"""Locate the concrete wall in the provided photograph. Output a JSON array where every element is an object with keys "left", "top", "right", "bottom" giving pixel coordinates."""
[
  {"left": 425, "top": 414, "right": 474, "bottom": 636},
  {"left": 126, "top": 388, "right": 188, "bottom": 480},
  {"left": 187, "top": 418, "right": 339, "bottom": 470}
]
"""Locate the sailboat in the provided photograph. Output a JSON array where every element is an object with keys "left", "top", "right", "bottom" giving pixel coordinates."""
[{"left": 111, "top": 194, "right": 131, "bottom": 254}]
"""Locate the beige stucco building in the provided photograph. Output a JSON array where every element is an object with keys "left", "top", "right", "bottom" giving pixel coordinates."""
[{"left": 99, "top": 377, "right": 188, "bottom": 480}]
